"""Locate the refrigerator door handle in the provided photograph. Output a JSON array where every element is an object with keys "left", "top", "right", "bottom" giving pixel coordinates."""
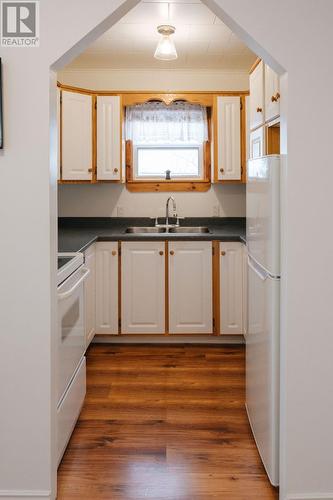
[{"left": 248, "top": 257, "right": 268, "bottom": 281}]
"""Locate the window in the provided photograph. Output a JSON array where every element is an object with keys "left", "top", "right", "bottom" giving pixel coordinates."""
[{"left": 125, "top": 101, "right": 208, "bottom": 181}]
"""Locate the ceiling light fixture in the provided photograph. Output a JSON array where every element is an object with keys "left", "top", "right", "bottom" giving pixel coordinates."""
[{"left": 154, "top": 25, "right": 177, "bottom": 61}]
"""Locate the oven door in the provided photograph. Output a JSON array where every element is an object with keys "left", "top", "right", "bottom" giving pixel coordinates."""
[{"left": 57, "top": 265, "right": 89, "bottom": 403}]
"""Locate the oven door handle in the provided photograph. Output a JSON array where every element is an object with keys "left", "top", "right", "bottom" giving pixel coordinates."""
[{"left": 58, "top": 267, "right": 90, "bottom": 300}]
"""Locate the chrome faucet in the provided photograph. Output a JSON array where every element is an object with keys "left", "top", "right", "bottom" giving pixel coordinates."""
[{"left": 166, "top": 196, "right": 176, "bottom": 227}]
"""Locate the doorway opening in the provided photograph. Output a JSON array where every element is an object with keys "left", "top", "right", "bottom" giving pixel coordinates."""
[{"left": 52, "top": 1, "right": 285, "bottom": 498}]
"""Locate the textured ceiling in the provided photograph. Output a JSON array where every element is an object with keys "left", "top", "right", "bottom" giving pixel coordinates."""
[{"left": 66, "top": 0, "right": 256, "bottom": 71}]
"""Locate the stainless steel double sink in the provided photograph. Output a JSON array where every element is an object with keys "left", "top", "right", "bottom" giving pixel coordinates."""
[{"left": 125, "top": 226, "right": 210, "bottom": 234}]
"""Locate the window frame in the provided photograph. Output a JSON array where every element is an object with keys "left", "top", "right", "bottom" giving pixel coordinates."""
[
  {"left": 124, "top": 95, "right": 213, "bottom": 192},
  {"left": 133, "top": 143, "right": 204, "bottom": 181}
]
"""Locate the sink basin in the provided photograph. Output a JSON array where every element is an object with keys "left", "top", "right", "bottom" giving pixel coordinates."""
[
  {"left": 125, "top": 226, "right": 210, "bottom": 234},
  {"left": 168, "top": 226, "right": 210, "bottom": 234},
  {"left": 125, "top": 227, "right": 166, "bottom": 233}
]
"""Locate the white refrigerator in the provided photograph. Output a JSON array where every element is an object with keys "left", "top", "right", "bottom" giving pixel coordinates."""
[{"left": 246, "top": 155, "right": 280, "bottom": 486}]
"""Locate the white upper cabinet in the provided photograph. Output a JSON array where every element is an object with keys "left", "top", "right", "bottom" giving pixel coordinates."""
[
  {"left": 121, "top": 242, "right": 165, "bottom": 334},
  {"left": 61, "top": 90, "right": 92, "bottom": 180},
  {"left": 97, "top": 96, "right": 121, "bottom": 181},
  {"left": 216, "top": 96, "right": 241, "bottom": 181},
  {"left": 84, "top": 244, "right": 96, "bottom": 347},
  {"left": 95, "top": 241, "right": 119, "bottom": 335},
  {"left": 220, "top": 242, "right": 244, "bottom": 335},
  {"left": 169, "top": 241, "right": 212, "bottom": 334},
  {"left": 249, "top": 61, "right": 264, "bottom": 131},
  {"left": 265, "top": 64, "right": 280, "bottom": 122}
]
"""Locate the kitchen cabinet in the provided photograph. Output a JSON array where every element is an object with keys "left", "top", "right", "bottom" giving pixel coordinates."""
[
  {"left": 220, "top": 242, "right": 244, "bottom": 335},
  {"left": 249, "top": 60, "right": 264, "bottom": 131},
  {"left": 84, "top": 244, "right": 96, "bottom": 346},
  {"left": 121, "top": 242, "right": 165, "bottom": 334},
  {"left": 97, "top": 96, "right": 121, "bottom": 181},
  {"left": 216, "top": 96, "right": 241, "bottom": 181},
  {"left": 61, "top": 90, "right": 92, "bottom": 181},
  {"left": 265, "top": 64, "right": 280, "bottom": 122},
  {"left": 250, "top": 126, "right": 265, "bottom": 159},
  {"left": 169, "top": 241, "right": 212, "bottom": 334},
  {"left": 95, "top": 242, "right": 118, "bottom": 335}
]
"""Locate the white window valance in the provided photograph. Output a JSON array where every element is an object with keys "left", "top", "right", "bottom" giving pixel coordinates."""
[{"left": 125, "top": 101, "right": 208, "bottom": 145}]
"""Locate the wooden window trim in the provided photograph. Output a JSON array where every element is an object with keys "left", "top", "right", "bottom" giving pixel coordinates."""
[
  {"left": 125, "top": 98, "right": 212, "bottom": 192},
  {"left": 125, "top": 139, "right": 211, "bottom": 192}
]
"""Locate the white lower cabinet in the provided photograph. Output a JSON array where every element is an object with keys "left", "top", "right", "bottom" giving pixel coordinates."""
[
  {"left": 121, "top": 242, "right": 165, "bottom": 334},
  {"left": 95, "top": 242, "right": 119, "bottom": 334},
  {"left": 84, "top": 245, "right": 96, "bottom": 346},
  {"left": 169, "top": 241, "right": 212, "bottom": 334},
  {"left": 220, "top": 242, "right": 244, "bottom": 335},
  {"left": 86, "top": 239, "right": 246, "bottom": 338}
]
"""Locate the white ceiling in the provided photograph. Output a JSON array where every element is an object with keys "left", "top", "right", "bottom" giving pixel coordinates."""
[{"left": 66, "top": 0, "right": 256, "bottom": 71}]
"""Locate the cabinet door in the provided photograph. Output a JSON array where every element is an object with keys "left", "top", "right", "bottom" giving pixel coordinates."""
[
  {"left": 249, "top": 61, "right": 264, "bottom": 130},
  {"left": 97, "top": 96, "right": 121, "bottom": 181},
  {"left": 121, "top": 242, "right": 165, "bottom": 334},
  {"left": 220, "top": 242, "right": 244, "bottom": 335},
  {"left": 95, "top": 242, "right": 118, "bottom": 335},
  {"left": 169, "top": 241, "right": 212, "bottom": 334},
  {"left": 84, "top": 244, "right": 96, "bottom": 347},
  {"left": 265, "top": 64, "right": 280, "bottom": 122},
  {"left": 62, "top": 91, "right": 92, "bottom": 180},
  {"left": 250, "top": 126, "right": 265, "bottom": 159},
  {"left": 216, "top": 96, "right": 241, "bottom": 181}
]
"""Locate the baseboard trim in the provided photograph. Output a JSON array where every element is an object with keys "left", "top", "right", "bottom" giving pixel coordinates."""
[
  {"left": 0, "top": 490, "right": 51, "bottom": 499},
  {"left": 286, "top": 494, "right": 333, "bottom": 500},
  {"left": 93, "top": 334, "right": 244, "bottom": 344}
]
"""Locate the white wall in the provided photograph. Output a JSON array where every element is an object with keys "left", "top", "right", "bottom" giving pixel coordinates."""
[
  {"left": 1, "top": 1, "right": 333, "bottom": 500},
  {"left": 57, "top": 68, "right": 248, "bottom": 218},
  {"left": 58, "top": 67, "right": 250, "bottom": 91},
  {"left": 58, "top": 183, "right": 246, "bottom": 217}
]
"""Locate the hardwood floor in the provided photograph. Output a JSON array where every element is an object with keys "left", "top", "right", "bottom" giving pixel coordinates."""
[{"left": 57, "top": 344, "right": 278, "bottom": 500}]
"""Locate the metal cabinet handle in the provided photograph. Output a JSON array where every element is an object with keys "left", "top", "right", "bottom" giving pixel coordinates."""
[
  {"left": 221, "top": 251, "right": 226, "bottom": 256},
  {"left": 88, "top": 168, "right": 93, "bottom": 173},
  {"left": 114, "top": 168, "right": 119, "bottom": 173},
  {"left": 112, "top": 250, "right": 117, "bottom": 256},
  {"left": 170, "top": 250, "right": 175, "bottom": 256},
  {"left": 256, "top": 107, "right": 263, "bottom": 113},
  {"left": 159, "top": 250, "right": 164, "bottom": 256},
  {"left": 220, "top": 168, "right": 224, "bottom": 173}
]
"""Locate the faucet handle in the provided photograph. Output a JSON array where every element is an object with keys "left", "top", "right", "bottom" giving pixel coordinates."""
[
  {"left": 176, "top": 215, "right": 185, "bottom": 226},
  {"left": 150, "top": 216, "right": 159, "bottom": 226}
]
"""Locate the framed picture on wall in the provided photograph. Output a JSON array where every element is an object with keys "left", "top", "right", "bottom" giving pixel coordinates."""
[{"left": 0, "top": 58, "right": 3, "bottom": 149}]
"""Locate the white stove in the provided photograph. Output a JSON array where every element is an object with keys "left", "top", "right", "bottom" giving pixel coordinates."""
[
  {"left": 57, "top": 251, "right": 89, "bottom": 465},
  {"left": 57, "top": 252, "right": 84, "bottom": 286}
]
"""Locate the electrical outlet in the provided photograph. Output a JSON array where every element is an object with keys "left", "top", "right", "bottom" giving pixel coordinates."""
[
  {"left": 213, "top": 205, "right": 220, "bottom": 217},
  {"left": 117, "top": 206, "right": 125, "bottom": 217}
]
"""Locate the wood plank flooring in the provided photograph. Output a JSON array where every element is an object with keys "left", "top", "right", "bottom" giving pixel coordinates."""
[{"left": 57, "top": 345, "right": 278, "bottom": 500}]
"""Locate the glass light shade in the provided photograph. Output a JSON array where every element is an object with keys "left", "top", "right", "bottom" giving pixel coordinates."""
[{"left": 154, "top": 35, "right": 178, "bottom": 60}]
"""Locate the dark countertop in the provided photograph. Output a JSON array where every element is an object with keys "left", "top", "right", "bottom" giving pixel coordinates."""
[{"left": 58, "top": 217, "right": 246, "bottom": 253}]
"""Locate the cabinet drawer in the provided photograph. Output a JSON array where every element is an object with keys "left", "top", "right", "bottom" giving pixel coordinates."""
[{"left": 57, "top": 357, "right": 86, "bottom": 465}]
